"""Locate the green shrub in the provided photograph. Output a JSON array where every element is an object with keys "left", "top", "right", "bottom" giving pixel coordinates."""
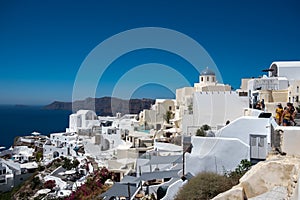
[
  {"left": 196, "top": 124, "right": 211, "bottom": 137},
  {"left": 175, "top": 172, "right": 236, "bottom": 200}
]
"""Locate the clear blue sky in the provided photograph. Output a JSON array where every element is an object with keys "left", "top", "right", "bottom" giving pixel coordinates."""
[{"left": 0, "top": 0, "right": 299, "bottom": 105}]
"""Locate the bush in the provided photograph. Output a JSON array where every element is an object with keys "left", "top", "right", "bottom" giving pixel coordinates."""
[
  {"left": 175, "top": 172, "right": 235, "bottom": 200},
  {"left": 196, "top": 128, "right": 206, "bottom": 137},
  {"left": 44, "top": 180, "right": 56, "bottom": 190},
  {"left": 31, "top": 177, "right": 42, "bottom": 190},
  {"left": 65, "top": 167, "right": 113, "bottom": 200},
  {"left": 225, "top": 159, "right": 252, "bottom": 183},
  {"left": 35, "top": 151, "right": 43, "bottom": 162},
  {"left": 196, "top": 124, "right": 211, "bottom": 137}
]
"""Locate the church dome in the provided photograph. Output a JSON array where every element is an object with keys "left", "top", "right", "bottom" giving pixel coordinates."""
[{"left": 201, "top": 67, "right": 215, "bottom": 76}]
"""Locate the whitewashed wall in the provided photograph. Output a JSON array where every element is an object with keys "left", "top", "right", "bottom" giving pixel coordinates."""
[
  {"left": 216, "top": 116, "right": 270, "bottom": 144},
  {"left": 185, "top": 136, "right": 250, "bottom": 175},
  {"left": 193, "top": 91, "right": 248, "bottom": 128}
]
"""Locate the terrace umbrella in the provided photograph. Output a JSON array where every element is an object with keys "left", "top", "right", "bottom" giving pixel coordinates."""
[
  {"left": 37, "top": 189, "right": 51, "bottom": 195},
  {"left": 31, "top": 132, "right": 40, "bottom": 136}
]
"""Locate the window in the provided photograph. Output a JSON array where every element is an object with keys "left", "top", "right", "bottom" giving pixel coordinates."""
[
  {"left": 206, "top": 77, "right": 209, "bottom": 81},
  {"left": 169, "top": 106, "right": 172, "bottom": 111},
  {"left": 212, "top": 77, "right": 215, "bottom": 82},
  {"left": 297, "top": 86, "right": 299, "bottom": 93},
  {"left": 201, "top": 77, "right": 203, "bottom": 82},
  {"left": 239, "top": 92, "right": 248, "bottom": 97},
  {"left": 250, "top": 137, "right": 256, "bottom": 146},
  {"left": 258, "top": 137, "right": 264, "bottom": 147},
  {"left": 296, "top": 96, "right": 299, "bottom": 102}
]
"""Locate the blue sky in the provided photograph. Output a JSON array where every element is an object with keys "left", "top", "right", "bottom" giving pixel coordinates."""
[{"left": 0, "top": 0, "right": 299, "bottom": 105}]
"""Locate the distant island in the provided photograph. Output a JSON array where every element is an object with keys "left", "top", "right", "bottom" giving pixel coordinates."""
[{"left": 44, "top": 97, "right": 155, "bottom": 116}]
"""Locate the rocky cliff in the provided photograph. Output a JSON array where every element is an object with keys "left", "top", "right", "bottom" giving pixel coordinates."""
[
  {"left": 213, "top": 155, "right": 300, "bottom": 200},
  {"left": 44, "top": 97, "right": 155, "bottom": 116}
]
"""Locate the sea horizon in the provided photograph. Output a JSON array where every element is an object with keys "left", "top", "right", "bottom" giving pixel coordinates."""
[{"left": 0, "top": 105, "right": 71, "bottom": 148}]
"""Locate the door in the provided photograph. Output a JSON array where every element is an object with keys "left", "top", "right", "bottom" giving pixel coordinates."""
[{"left": 250, "top": 135, "right": 267, "bottom": 159}]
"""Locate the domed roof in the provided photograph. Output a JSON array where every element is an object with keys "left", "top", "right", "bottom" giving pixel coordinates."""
[{"left": 201, "top": 67, "right": 215, "bottom": 76}]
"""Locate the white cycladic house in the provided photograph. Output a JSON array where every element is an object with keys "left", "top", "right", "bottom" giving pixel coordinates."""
[
  {"left": 288, "top": 80, "right": 300, "bottom": 103},
  {"left": 139, "top": 99, "right": 176, "bottom": 130},
  {"left": 164, "top": 112, "right": 272, "bottom": 200},
  {"left": 185, "top": 113, "right": 270, "bottom": 175},
  {"left": 68, "top": 110, "right": 100, "bottom": 133},
  {"left": 176, "top": 68, "right": 235, "bottom": 131},
  {"left": 269, "top": 61, "right": 300, "bottom": 80},
  {"left": 43, "top": 132, "right": 79, "bottom": 160},
  {"left": 194, "top": 67, "right": 231, "bottom": 92},
  {"left": 12, "top": 146, "right": 35, "bottom": 163},
  {"left": 238, "top": 61, "right": 300, "bottom": 110},
  {"left": 182, "top": 91, "right": 249, "bottom": 133},
  {"left": 0, "top": 162, "right": 14, "bottom": 192}
]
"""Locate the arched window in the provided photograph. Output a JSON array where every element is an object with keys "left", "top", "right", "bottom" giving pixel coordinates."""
[
  {"left": 201, "top": 77, "right": 203, "bottom": 82},
  {"left": 207, "top": 77, "right": 209, "bottom": 81},
  {"left": 297, "top": 86, "right": 299, "bottom": 93}
]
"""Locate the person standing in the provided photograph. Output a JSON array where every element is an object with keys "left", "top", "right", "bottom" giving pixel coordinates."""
[
  {"left": 282, "top": 106, "right": 291, "bottom": 126},
  {"left": 275, "top": 103, "right": 283, "bottom": 125},
  {"left": 287, "top": 102, "right": 297, "bottom": 126},
  {"left": 261, "top": 99, "right": 265, "bottom": 111}
]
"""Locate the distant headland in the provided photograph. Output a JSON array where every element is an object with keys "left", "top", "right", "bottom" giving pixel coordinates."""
[{"left": 44, "top": 97, "right": 155, "bottom": 116}]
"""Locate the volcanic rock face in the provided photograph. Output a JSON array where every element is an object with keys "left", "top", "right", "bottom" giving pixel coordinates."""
[
  {"left": 44, "top": 97, "right": 155, "bottom": 116},
  {"left": 213, "top": 155, "right": 300, "bottom": 200}
]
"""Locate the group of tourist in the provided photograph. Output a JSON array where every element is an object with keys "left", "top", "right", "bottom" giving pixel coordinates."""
[{"left": 275, "top": 102, "right": 297, "bottom": 126}]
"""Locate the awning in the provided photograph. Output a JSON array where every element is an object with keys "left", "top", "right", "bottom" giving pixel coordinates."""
[
  {"left": 100, "top": 183, "right": 139, "bottom": 199},
  {"left": 163, "top": 128, "right": 182, "bottom": 133},
  {"left": 144, "top": 155, "right": 182, "bottom": 165},
  {"left": 139, "top": 169, "right": 180, "bottom": 181}
]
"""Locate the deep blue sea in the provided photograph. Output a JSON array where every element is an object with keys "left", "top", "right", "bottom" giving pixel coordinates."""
[{"left": 0, "top": 105, "right": 72, "bottom": 148}]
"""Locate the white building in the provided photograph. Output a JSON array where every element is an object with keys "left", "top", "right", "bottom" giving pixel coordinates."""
[
  {"left": 176, "top": 68, "right": 240, "bottom": 132},
  {"left": 269, "top": 61, "right": 300, "bottom": 80},
  {"left": 68, "top": 110, "right": 100, "bottom": 134},
  {"left": 163, "top": 109, "right": 272, "bottom": 200},
  {"left": 194, "top": 67, "right": 231, "bottom": 92},
  {"left": 239, "top": 61, "right": 300, "bottom": 112},
  {"left": 180, "top": 68, "right": 248, "bottom": 132},
  {"left": 288, "top": 80, "right": 300, "bottom": 103},
  {"left": 43, "top": 132, "right": 80, "bottom": 160},
  {"left": 12, "top": 146, "right": 35, "bottom": 163},
  {"left": 0, "top": 162, "right": 14, "bottom": 192},
  {"left": 139, "top": 99, "right": 176, "bottom": 130}
]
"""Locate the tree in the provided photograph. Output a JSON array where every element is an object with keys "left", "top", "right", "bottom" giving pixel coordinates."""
[
  {"left": 163, "top": 111, "right": 173, "bottom": 124},
  {"left": 72, "top": 159, "right": 80, "bottom": 169},
  {"left": 35, "top": 151, "right": 43, "bottom": 162},
  {"left": 188, "top": 104, "right": 193, "bottom": 114},
  {"left": 62, "top": 157, "right": 73, "bottom": 170}
]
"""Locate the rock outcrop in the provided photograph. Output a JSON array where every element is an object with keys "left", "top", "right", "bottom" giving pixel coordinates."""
[{"left": 213, "top": 155, "right": 300, "bottom": 200}]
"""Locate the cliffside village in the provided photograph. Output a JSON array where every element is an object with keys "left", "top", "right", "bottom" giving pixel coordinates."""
[{"left": 1, "top": 61, "right": 300, "bottom": 199}]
